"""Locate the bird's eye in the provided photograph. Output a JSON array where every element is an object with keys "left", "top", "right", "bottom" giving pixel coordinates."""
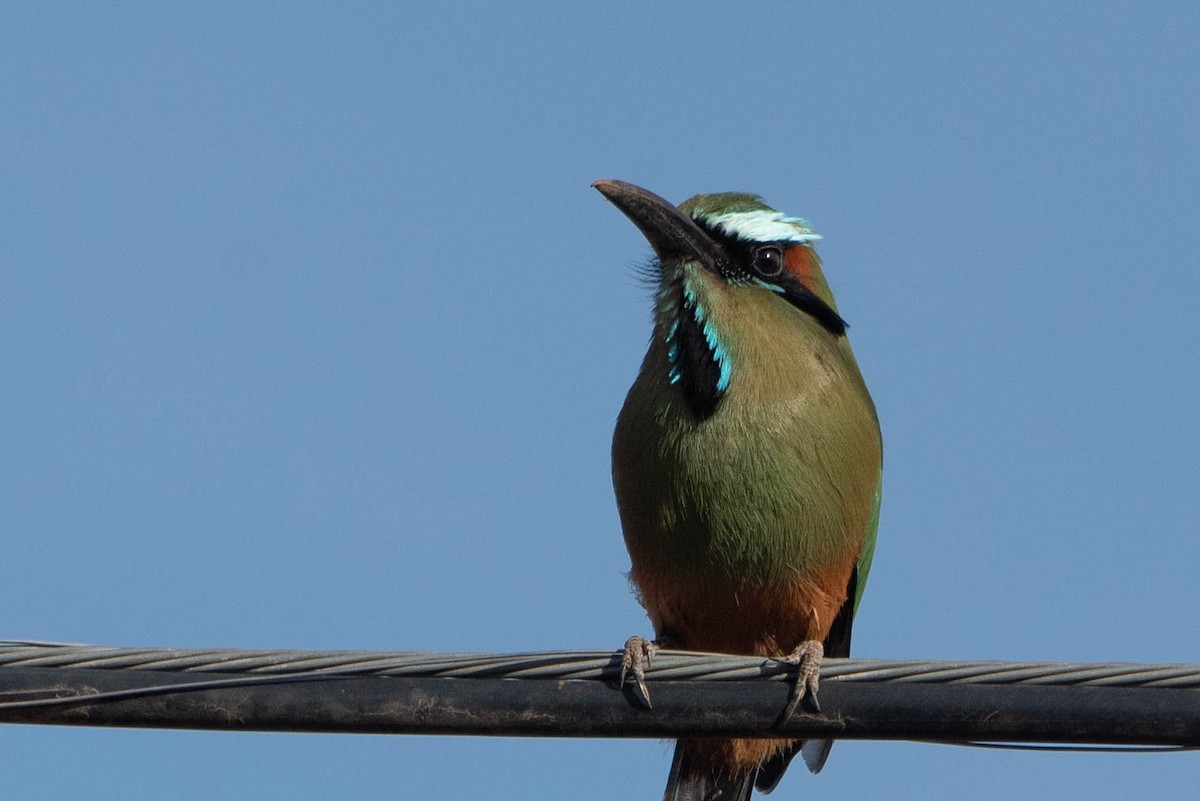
[{"left": 753, "top": 246, "right": 784, "bottom": 278}]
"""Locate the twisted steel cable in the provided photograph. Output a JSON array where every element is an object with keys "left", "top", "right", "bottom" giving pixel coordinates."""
[
  {"left": 2, "top": 641, "right": 1199, "bottom": 745},
  {"left": 3, "top": 641, "right": 1200, "bottom": 686}
]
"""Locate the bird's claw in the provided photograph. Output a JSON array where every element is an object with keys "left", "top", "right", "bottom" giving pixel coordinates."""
[
  {"left": 619, "top": 635, "right": 658, "bottom": 709},
  {"left": 779, "top": 640, "right": 824, "bottom": 721}
]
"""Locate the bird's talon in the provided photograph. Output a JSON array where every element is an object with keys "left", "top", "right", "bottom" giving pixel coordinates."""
[
  {"left": 780, "top": 640, "right": 824, "bottom": 723},
  {"left": 619, "top": 635, "right": 658, "bottom": 709}
]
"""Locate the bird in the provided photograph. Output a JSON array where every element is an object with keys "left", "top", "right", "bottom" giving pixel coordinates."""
[{"left": 593, "top": 179, "right": 882, "bottom": 801}]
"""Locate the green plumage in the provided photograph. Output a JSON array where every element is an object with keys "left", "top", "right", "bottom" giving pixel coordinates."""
[{"left": 614, "top": 259, "right": 880, "bottom": 596}]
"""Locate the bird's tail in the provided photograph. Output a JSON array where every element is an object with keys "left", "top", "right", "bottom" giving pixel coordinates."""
[
  {"left": 663, "top": 740, "right": 754, "bottom": 801},
  {"left": 752, "top": 738, "right": 831, "bottom": 796}
]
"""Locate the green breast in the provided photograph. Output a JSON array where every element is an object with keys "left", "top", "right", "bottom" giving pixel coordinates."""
[{"left": 612, "top": 278, "right": 881, "bottom": 590}]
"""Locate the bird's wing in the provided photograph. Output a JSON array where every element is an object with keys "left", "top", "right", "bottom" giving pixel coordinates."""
[
  {"left": 758, "top": 463, "right": 884, "bottom": 788},
  {"left": 851, "top": 464, "right": 884, "bottom": 615}
]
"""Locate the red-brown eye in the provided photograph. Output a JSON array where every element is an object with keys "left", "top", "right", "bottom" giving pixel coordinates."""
[{"left": 753, "top": 245, "right": 784, "bottom": 278}]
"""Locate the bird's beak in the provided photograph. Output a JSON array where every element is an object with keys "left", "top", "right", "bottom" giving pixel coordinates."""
[{"left": 592, "top": 179, "right": 728, "bottom": 273}]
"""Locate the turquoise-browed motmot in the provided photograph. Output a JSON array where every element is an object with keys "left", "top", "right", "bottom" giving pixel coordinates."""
[{"left": 594, "top": 179, "right": 882, "bottom": 801}]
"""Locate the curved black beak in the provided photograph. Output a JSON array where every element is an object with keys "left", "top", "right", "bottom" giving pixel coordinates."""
[{"left": 592, "top": 179, "right": 728, "bottom": 273}]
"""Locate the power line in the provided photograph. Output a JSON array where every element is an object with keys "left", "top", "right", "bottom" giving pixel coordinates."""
[{"left": 2, "top": 642, "right": 1199, "bottom": 746}]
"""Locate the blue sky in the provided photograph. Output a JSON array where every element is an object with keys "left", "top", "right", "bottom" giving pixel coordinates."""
[{"left": 3, "top": 3, "right": 1199, "bottom": 798}]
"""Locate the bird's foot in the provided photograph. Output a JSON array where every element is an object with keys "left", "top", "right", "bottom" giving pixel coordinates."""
[
  {"left": 779, "top": 640, "right": 824, "bottom": 721},
  {"left": 619, "top": 635, "right": 658, "bottom": 709}
]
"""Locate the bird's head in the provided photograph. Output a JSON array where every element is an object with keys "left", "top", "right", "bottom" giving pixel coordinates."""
[
  {"left": 593, "top": 179, "right": 846, "bottom": 337},
  {"left": 594, "top": 179, "right": 848, "bottom": 419}
]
